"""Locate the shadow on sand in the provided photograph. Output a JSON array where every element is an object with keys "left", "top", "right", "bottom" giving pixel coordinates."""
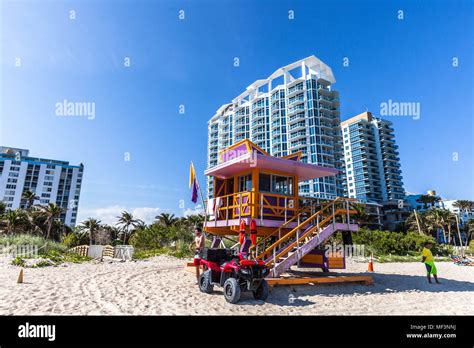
[
  {"left": 199, "top": 270, "right": 473, "bottom": 307},
  {"left": 261, "top": 270, "right": 474, "bottom": 307}
]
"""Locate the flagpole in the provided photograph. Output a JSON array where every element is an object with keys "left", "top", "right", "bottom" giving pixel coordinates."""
[{"left": 191, "top": 161, "right": 208, "bottom": 234}]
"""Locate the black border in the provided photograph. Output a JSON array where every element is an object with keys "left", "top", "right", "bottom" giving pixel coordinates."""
[{"left": 0, "top": 315, "right": 471, "bottom": 346}]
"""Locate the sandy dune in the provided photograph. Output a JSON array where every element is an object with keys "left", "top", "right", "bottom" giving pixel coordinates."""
[{"left": 0, "top": 256, "right": 473, "bottom": 315}]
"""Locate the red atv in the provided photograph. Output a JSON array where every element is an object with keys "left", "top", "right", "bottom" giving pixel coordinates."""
[{"left": 197, "top": 247, "right": 270, "bottom": 304}]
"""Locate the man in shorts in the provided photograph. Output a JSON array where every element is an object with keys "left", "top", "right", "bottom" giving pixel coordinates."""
[
  {"left": 192, "top": 227, "right": 205, "bottom": 283},
  {"left": 422, "top": 242, "right": 440, "bottom": 284}
]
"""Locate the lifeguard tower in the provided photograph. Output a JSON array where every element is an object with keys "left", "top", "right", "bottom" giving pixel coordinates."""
[{"left": 203, "top": 140, "right": 372, "bottom": 285}]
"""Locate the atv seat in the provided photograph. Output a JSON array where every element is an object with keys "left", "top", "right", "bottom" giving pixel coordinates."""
[{"left": 201, "top": 248, "right": 234, "bottom": 264}]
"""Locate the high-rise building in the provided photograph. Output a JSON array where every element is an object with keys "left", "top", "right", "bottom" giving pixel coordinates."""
[
  {"left": 207, "top": 56, "right": 344, "bottom": 199},
  {"left": 341, "top": 112, "right": 405, "bottom": 203},
  {"left": 0, "top": 146, "right": 84, "bottom": 226}
]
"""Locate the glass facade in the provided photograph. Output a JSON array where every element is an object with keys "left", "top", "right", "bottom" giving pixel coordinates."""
[{"left": 207, "top": 56, "right": 344, "bottom": 199}]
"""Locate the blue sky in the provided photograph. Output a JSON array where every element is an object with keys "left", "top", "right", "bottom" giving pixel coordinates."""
[{"left": 1, "top": 0, "right": 472, "bottom": 224}]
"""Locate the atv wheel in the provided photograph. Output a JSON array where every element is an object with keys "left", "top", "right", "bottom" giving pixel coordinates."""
[
  {"left": 199, "top": 270, "right": 214, "bottom": 294},
  {"left": 252, "top": 279, "right": 269, "bottom": 301},
  {"left": 223, "top": 278, "right": 241, "bottom": 304}
]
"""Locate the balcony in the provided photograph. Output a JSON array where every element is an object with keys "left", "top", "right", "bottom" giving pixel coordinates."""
[
  {"left": 288, "top": 112, "right": 305, "bottom": 124},
  {"left": 319, "top": 122, "right": 333, "bottom": 130},
  {"left": 251, "top": 112, "right": 266, "bottom": 121},
  {"left": 287, "top": 103, "right": 306, "bottom": 115},
  {"left": 271, "top": 121, "right": 281, "bottom": 129},
  {"left": 288, "top": 93, "right": 305, "bottom": 106},
  {"left": 234, "top": 126, "right": 246, "bottom": 135},
  {"left": 287, "top": 82, "right": 304, "bottom": 97},
  {"left": 289, "top": 121, "right": 305, "bottom": 132},
  {"left": 251, "top": 99, "right": 266, "bottom": 112},
  {"left": 253, "top": 127, "right": 266, "bottom": 136},
  {"left": 251, "top": 120, "right": 266, "bottom": 129},
  {"left": 289, "top": 131, "right": 306, "bottom": 141}
]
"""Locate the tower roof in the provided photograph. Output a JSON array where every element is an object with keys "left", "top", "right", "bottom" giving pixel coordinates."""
[{"left": 204, "top": 139, "right": 338, "bottom": 181}]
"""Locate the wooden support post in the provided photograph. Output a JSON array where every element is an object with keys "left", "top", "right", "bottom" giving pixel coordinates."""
[
  {"left": 273, "top": 247, "right": 276, "bottom": 268},
  {"left": 239, "top": 193, "right": 242, "bottom": 221},
  {"left": 226, "top": 195, "right": 229, "bottom": 226},
  {"left": 332, "top": 202, "right": 335, "bottom": 229},
  {"left": 296, "top": 227, "right": 300, "bottom": 268},
  {"left": 346, "top": 200, "right": 350, "bottom": 230}
]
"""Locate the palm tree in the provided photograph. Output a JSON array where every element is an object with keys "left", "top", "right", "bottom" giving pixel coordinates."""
[
  {"left": 79, "top": 218, "right": 102, "bottom": 244},
  {"left": 186, "top": 214, "right": 205, "bottom": 228},
  {"left": 352, "top": 203, "right": 369, "bottom": 226},
  {"left": 426, "top": 208, "right": 448, "bottom": 243},
  {"left": 405, "top": 211, "right": 430, "bottom": 235},
  {"left": 37, "top": 203, "right": 63, "bottom": 240},
  {"left": 155, "top": 213, "right": 178, "bottom": 227},
  {"left": 116, "top": 211, "right": 143, "bottom": 244},
  {"left": 439, "top": 209, "right": 456, "bottom": 244},
  {"left": 1, "top": 209, "right": 27, "bottom": 235},
  {"left": 0, "top": 201, "right": 6, "bottom": 216},
  {"left": 21, "top": 189, "right": 40, "bottom": 210},
  {"left": 463, "top": 220, "right": 474, "bottom": 247},
  {"left": 416, "top": 194, "right": 440, "bottom": 209},
  {"left": 453, "top": 200, "right": 474, "bottom": 217}
]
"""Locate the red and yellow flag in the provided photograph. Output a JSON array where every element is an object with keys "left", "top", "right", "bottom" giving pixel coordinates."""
[{"left": 189, "top": 162, "right": 199, "bottom": 203}]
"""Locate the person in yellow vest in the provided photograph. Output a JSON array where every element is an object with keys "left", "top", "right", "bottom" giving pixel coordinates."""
[{"left": 422, "top": 242, "right": 440, "bottom": 284}]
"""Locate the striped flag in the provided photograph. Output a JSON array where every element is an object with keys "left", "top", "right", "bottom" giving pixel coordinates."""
[{"left": 189, "top": 162, "right": 199, "bottom": 203}]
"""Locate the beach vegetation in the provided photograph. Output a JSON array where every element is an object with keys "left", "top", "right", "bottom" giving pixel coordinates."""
[{"left": 330, "top": 228, "right": 453, "bottom": 257}]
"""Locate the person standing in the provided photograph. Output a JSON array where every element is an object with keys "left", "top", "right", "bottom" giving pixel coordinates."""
[
  {"left": 422, "top": 242, "right": 441, "bottom": 284},
  {"left": 191, "top": 227, "right": 205, "bottom": 283}
]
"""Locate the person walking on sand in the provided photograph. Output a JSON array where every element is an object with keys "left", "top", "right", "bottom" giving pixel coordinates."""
[
  {"left": 190, "top": 227, "right": 205, "bottom": 284},
  {"left": 422, "top": 242, "right": 441, "bottom": 284}
]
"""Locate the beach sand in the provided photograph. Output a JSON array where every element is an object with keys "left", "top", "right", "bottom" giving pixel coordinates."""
[{"left": 0, "top": 256, "right": 473, "bottom": 315}]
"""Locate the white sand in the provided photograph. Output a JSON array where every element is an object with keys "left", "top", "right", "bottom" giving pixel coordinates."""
[{"left": 0, "top": 256, "right": 473, "bottom": 315}]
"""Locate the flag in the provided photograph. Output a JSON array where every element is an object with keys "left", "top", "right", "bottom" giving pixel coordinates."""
[
  {"left": 189, "top": 162, "right": 199, "bottom": 203},
  {"left": 189, "top": 162, "right": 196, "bottom": 188},
  {"left": 191, "top": 178, "right": 199, "bottom": 203}
]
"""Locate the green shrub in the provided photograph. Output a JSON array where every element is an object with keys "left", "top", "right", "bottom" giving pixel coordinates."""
[
  {"left": 129, "top": 225, "right": 194, "bottom": 251},
  {"left": 11, "top": 256, "right": 25, "bottom": 267},
  {"left": 0, "top": 234, "right": 68, "bottom": 255},
  {"left": 34, "top": 260, "right": 54, "bottom": 267},
  {"left": 61, "top": 233, "right": 79, "bottom": 248},
  {"left": 171, "top": 240, "right": 194, "bottom": 258},
  {"left": 467, "top": 240, "right": 474, "bottom": 254},
  {"left": 351, "top": 229, "right": 438, "bottom": 256}
]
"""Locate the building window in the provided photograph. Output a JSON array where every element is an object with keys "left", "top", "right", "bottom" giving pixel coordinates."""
[
  {"left": 259, "top": 173, "right": 294, "bottom": 196},
  {"left": 259, "top": 174, "right": 271, "bottom": 192},
  {"left": 272, "top": 175, "right": 293, "bottom": 196},
  {"left": 237, "top": 174, "right": 252, "bottom": 192}
]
